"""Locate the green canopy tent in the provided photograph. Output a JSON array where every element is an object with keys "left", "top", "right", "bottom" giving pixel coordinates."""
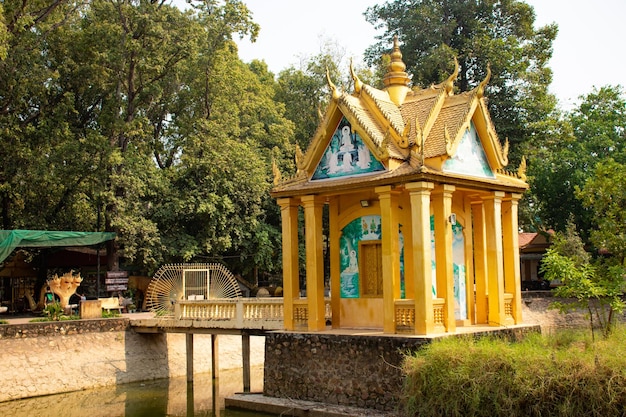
[
  {"left": 0, "top": 230, "right": 116, "bottom": 264},
  {"left": 0, "top": 230, "right": 116, "bottom": 312}
]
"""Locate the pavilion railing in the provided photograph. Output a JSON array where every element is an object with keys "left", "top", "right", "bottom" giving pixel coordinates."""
[
  {"left": 292, "top": 298, "right": 332, "bottom": 329},
  {"left": 394, "top": 297, "right": 447, "bottom": 334}
]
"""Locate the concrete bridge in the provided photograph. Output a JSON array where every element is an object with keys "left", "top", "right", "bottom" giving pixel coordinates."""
[{"left": 130, "top": 297, "right": 331, "bottom": 392}]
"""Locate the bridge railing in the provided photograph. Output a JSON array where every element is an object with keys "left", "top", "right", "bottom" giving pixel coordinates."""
[
  {"left": 172, "top": 297, "right": 333, "bottom": 330},
  {"left": 174, "top": 298, "right": 285, "bottom": 330}
]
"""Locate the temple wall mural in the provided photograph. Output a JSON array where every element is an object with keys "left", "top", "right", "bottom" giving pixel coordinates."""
[
  {"left": 443, "top": 122, "right": 495, "bottom": 179},
  {"left": 430, "top": 215, "right": 467, "bottom": 320},
  {"left": 312, "top": 117, "right": 385, "bottom": 180},
  {"left": 339, "top": 215, "right": 405, "bottom": 299}
]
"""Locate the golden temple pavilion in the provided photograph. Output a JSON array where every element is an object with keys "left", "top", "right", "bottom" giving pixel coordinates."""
[{"left": 271, "top": 37, "right": 528, "bottom": 335}]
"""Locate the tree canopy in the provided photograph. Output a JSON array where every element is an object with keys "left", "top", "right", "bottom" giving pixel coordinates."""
[
  {"left": 527, "top": 85, "right": 626, "bottom": 239},
  {"left": 0, "top": 0, "right": 291, "bottom": 278},
  {"left": 364, "top": 0, "right": 558, "bottom": 165},
  {"left": 2, "top": 0, "right": 624, "bottom": 285}
]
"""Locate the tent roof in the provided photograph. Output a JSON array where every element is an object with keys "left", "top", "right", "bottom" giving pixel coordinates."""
[{"left": 0, "top": 230, "right": 116, "bottom": 264}]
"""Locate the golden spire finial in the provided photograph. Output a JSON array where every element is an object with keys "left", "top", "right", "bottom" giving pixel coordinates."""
[
  {"left": 383, "top": 35, "right": 410, "bottom": 89},
  {"left": 382, "top": 35, "right": 411, "bottom": 105}
]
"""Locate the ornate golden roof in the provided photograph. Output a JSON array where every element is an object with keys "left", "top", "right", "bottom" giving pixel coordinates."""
[{"left": 271, "top": 38, "right": 527, "bottom": 197}]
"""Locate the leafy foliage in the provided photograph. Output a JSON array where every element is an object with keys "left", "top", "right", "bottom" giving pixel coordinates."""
[
  {"left": 403, "top": 329, "right": 626, "bottom": 417},
  {"left": 364, "top": 0, "right": 558, "bottom": 165},
  {"left": 541, "top": 222, "right": 625, "bottom": 339},
  {"left": 0, "top": 0, "right": 290, "bottom": 277},
  {"left": 527, "top": 86, "right": 626, "bottom": 237}
]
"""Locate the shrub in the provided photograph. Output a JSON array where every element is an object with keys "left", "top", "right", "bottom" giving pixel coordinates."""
[{"left": 402, "top": 329, "right": 626, "bottom": 416}]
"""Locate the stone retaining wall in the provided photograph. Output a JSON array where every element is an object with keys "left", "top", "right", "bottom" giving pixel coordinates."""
[
  {"left": 262, "top": 292, "right": 595, "bottom": 412},
  {"left": 0, "top": 318, "right": 264, "bottom": 403},
  {"left": 263, "top": 327, "right": 539, "bottom": 412},
  {"left": 264, "top": 333, "right": 427, "bottom": 412}
]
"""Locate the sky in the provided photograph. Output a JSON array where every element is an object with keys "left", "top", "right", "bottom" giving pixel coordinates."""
[{"left": 235, "top": 0, "right": 626, "bottom": 110}]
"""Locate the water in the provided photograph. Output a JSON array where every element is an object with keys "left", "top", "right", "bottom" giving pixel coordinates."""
[{"left": 0, "top": 366, "right": 275, "bottom": 417}]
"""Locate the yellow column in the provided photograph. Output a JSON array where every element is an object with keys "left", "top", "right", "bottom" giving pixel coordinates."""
[
  {"left": 277, "top": 198, "right": 300, "bottom": 331},
  {"left": 432, "top": 184, "right": 455, "bottom": 332},
  {"left": 471, "top": 199, "right": 488, "bottom": 324},
  {"left": 502, "top": 193, "right": 523, "bottom": 323},
  {"left": 401, "top": 193, "right": 414, "bottom": 300},
  {"left": 484, "top": 191, "right": 505, "bottom": 327},
  {"left": 328, "top": 197, "right": 341, "bottom": 328},
  {"left": 376, "top": 186, "right": 401, "bottom": 334},
  {"left": 301, "top": 195, "right": 326, "bottom": 331},
  {"left": 406, "top": 181, "right": 435, "bottom": 335}
]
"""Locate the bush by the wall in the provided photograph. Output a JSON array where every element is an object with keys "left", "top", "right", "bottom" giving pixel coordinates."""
[{"left": 402, "top": 328, "right": 626, "bottom": 416}]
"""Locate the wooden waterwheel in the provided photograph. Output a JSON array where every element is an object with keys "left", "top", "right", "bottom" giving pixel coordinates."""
[{"left": 145, "top": 263, "right": 241, "bottom": 316}]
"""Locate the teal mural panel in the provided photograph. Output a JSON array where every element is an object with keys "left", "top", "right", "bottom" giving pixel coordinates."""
[
  {"left": 340, "top": 215, "right": 380, "bottom": 298},
  {"left": 430, "top": 215, "right": 466, "bottom": 320},
  {"left": 339, "top": 215, "right": 404, "bottom": 298},
  {"left": 312, "top": 117, "right": 385, "bottom": 180},
  {"left": 430, "top": 215, "right": 437, "bottom": 297},
  {"left": 452, "top": 222, "right": 467, "bottom": 320},
  {"left": 443, "top": 122, "right": 495, "bottom": 179}
]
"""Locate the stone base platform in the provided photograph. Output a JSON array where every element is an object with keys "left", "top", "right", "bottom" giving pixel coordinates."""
[{"left": 226, "top": 393, "right": 401, "bottom": 417}]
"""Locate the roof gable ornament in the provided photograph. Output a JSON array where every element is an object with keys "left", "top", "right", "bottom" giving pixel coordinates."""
[
  {"left": 349, "top": 58, "right": 363, "bottom": 94},
  {"left": 272, "top": 159, "right": 282, "bottom": 185},
  {"left": 518, "top": 156, "right": 527, "bottom": 181},
  {"left": 443, "top": 57, "right": 460, "bottom": 95},
  {"left": 476, "top": 64, "right": 491, "bottom": 99},
  {"left": 295, "top": 144, "right": 304, "bottom": 172},
  {"left": 502, "top": 138, "right": 509, "bottom": 166},
  {"left": 326, "top": 67, "right": 341, "bottom": 100}
]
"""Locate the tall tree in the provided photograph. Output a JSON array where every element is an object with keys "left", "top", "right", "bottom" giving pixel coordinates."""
[
  {"left": 528, "top": 85, "right": 626, "bottom": 239},
  {"left": 68, "top": 0, "right": 260, "bottom": 271},
  {"left": 0, "top": 0, "right": 86, "bottom": 229},
  {"left": 364, "top": 0, "right": 558, "bottom": 165}
]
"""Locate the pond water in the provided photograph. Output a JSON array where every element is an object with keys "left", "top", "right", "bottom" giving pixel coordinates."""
[{"left": 0, "top": 366, "right": 275, "bottom": 417}]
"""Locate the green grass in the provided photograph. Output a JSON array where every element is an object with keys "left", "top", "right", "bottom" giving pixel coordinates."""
[{"left": 402, "top": 328, "right": 626, "bottom": 417}]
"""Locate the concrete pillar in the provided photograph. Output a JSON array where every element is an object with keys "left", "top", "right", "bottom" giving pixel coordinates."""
[
  {"left": 401, "top": 193, "right": 414, "bottom": 300},
  {"left": 471, "top": 199, "right": 488, "bottom": 324},
  {"left": 432, "top": 184, "right": 456, "bottom": 332},
  {"left": 242, "top": 333, "right": 250, "bottom": 392},
  {"left": 484, "top": 191, "right": 505, "bottom": 326},
  {"left": 406, "top": 181, "right": 435, "bottom": 335},
  {"left": 376, "top": 186, "right": 401, "bottom": 334},
  {"left": 301, "top": 195, "right": 326, "bottom": 331},
  {"left": 211, "top": 334, "right": 219, "bottom": 380},
  {"left": 503, "top": 193, "right": 523, "bottom": 323},
  {"left": 277, "top": 198, "right": 300, "bottom": 331},
  {"left": 186, "top": 333, "right": 193, "bottom": 383}
]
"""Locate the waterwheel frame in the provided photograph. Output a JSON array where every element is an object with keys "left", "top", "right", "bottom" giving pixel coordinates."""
[{"left": 145, "top": 263, "right": 241, "bottom": 317}]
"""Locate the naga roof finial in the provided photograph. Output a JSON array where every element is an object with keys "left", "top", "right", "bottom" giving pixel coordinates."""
[
  {"left": 444, "top": 57, "right": 460, "bottom": 94},
  {"left": 326, "top": 67, "right": 341, "bottom": 100},
  {"left": 476, "top": 63, "right": 491, "bottom": 98},
  {"left": 349, "top": 58, "right": 363, "bottom": 94}
]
